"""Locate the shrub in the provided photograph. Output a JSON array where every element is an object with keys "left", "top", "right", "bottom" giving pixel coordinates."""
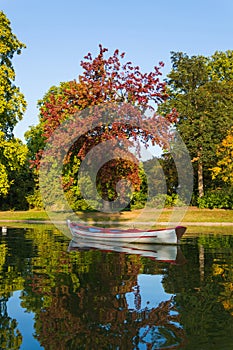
[
  {"left": 147, "top": 194, "right": 186, "bottom": 209},
  {"left": 26, "top": 190, "right": 44, "bottom": 209},
  {"left": 197, "top": 189, "right": 233, "bottom": 209}
]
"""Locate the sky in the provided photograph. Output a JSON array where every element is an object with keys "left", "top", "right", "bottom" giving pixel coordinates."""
[{"left": 1, "top": 0, "right": 233, "bottom": 141}]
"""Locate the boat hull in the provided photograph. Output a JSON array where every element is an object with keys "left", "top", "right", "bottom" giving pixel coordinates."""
[{"left": 67, "top": 221, "right": 186, "bottom": 245}]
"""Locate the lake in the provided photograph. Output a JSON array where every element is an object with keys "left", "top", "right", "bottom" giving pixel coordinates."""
[{"left": 0, "top": 226, "right": 233, "bottom": 349}]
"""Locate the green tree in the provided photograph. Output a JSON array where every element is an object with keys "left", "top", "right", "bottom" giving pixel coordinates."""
[
  {"left": 0, "top": 131, "right": 28, "bottom": 197},
  {"left": 0, "top": 127, "right": 35, "bottom": 209},
  {"left": 161, "top": 51, "right": 233, "bottom": 198},
  {"left": 0, "top": 11, "right": 26, "bottom": 137},
  {"left": 24, "top": 125, "right": 45, "bottom": 209},
  {"left": 208, "top": 50, "right": 233, "bottom": 81},
  {"left": 0, "top": 12, "right": 28, "bottom": 203}
]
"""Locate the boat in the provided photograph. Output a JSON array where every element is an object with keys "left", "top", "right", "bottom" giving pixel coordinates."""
[
  {"left": 67, "top": 220, "right": 186, "bottom": 245},
  {"left": 67, "top": 239, "right": 186, "bottom": 265}
]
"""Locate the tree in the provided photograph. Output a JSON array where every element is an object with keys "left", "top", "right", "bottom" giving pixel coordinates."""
[
  {"left": 208, "top": 50, "right": 233, "bottom": 81},
  {"left": 0, "top": 131, "right": 28, "bottom": 197},
  {"left": 0, "top": 12, "right": 28, "bottom": 202},
  {"left": 211, "top": 127, "right": 233, "bottom": 185},
  {"left": 160, "top": 51, "right": 233, "bottom": 198},
  {"left": 0, "top": 11, "right": 26, "bottom": 137},
  {"left": 32, "top": 45, "right": 176, "bottom": 211}
]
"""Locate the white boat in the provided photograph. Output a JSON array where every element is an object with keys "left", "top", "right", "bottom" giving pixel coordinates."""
[
  {"left": 67, "top": 239, "right": 186, "bottom": 265},
  {"left": 67, "top": 220, "right": 186, "bottom": 245}
]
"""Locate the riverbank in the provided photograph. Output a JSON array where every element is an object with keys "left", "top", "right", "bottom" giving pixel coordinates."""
[{"left": 0, "top": 207, "right": 232, "bottom": 224}]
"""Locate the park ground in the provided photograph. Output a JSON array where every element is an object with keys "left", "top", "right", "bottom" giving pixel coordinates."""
[{"left": 0, "top": 207, "right": 233, "bottom": 234}]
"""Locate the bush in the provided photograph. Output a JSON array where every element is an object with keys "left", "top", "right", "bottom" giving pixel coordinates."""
[
  {"left": 147, "top": 194, "right": 186, "bottom": 209},
  {"left": 130, "top": 191, "right": 147, "bottom": 210},
  {"left": 26, "top": 190, "right": 44, "bottom": 209},
  {"left": 70, "top": 199, "right": 96, "bottom": 211},
  {"left": 197, "top": 189, "right": 233, "bottom": 209}
]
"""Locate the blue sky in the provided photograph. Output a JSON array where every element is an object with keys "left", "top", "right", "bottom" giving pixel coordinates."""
[{"left": 2, "top": 0, "right": 233, "bottom": 140}]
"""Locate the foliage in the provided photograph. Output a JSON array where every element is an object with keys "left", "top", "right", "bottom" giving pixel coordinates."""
[
  {"left": 129, "top": 163, "right": 148, "bottom": 209},
  {"left": 24, "top": 124, "right": 50, "bottom": 210},
  {"left": 0, "top": 131, "right": 28, "bottom": 198},
  {"left": 160, "top": 51, "right": 233, "bottom": 198},
  {"left": 31, "top": 45, "right": 176, "bottom": 211},
  {"left": 147, "top": 193, "right": 186, "bottom": 209},
  {"left": 24, "top": 124, "right": 45, "bottom": 161},
  {"left": 211, "top": 127, "right": 233, "bottom": 186},
  {"left": 26, "top": 189, "right": 44, "bottom": 210},
  {"left": 197, "top": 188, "right": 233, "bottom": 209},
  {"left": 143, "top": 153, "right": 180, "bottom": 197},
  {"left": 0, "top": 164, "right": 34, "bottom": 210},
  {"left": 0, "top": 11, "right": 29, "bottom": 207},
  {"left": 208, "top": 50, "right": 233, "bottom": 81},
  {"left": 0, "top": 11, "right": 26, "bottom": 137},
  {"left": 130, "top": 157, "right": 186, "bottom": 209}
]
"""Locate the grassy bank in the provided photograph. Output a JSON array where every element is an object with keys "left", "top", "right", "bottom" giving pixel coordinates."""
[
  {"left": 0, "top": 210, "right": 50, "bottom": 221},
  {"left": 0, "top": 207, "right": 232, "bottom": 223}
]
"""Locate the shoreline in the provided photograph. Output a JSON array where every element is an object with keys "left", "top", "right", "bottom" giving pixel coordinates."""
[{"left": 0, "top": 219, "right": 233, "bottom": 226}]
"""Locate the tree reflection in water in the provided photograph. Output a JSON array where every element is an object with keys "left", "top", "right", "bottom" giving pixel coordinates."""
[
  {"left": 0, "top": 296, "right": 22, "bottom": 349},
  {"left": 0, "top": 237, "right": 23, "bottom": 350},
  {"left": 28, "top": 251, "right": 186, "bottom": 349},
  {"left": 2, "top": 228, "right": 233, "bottom": 349}
]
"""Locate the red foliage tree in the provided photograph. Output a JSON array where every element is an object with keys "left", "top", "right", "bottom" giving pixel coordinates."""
[{"left": 35, "top": 45, "right": 177, "bottom": 210}]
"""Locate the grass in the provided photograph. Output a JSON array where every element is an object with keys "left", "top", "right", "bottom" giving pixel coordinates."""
[
  {"left": 0, "top": 207, "right": 232, "bottom": 223},
  {"left": 74, "top": 207, "right": 233, "bottom": 224},
  {"left": 0, "top": 207, "right": 232, "bottom": 235},
  {"left": 159, "top": 207, "right": 233, "bottom": 223},
  {"left": 0, "top": 210, "right": 50, "bottom": 221},
  {"left": 184, "top": 225, "right": 233, "bottom": 235}
]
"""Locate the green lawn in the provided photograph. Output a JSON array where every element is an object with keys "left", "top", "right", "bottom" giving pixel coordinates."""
[
  {"left": 0, "top": 208, "right": 232, "bottom": 234},
  {"left": 0, "top": 210, "right": 50, "bottom": 221},
  {"left": 0, "top": 207, "right": 232, "bottom": 223},
  {"left": 159, "top": 207, "right": 233, "bottom": 223}
]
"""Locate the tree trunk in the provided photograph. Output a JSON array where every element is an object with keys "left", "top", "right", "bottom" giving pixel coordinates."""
[
  {"left": 197, "top": 150, "right": 204, "bottom": 198},
  {"left": 198, "top": 159, "right": 204, "bottom": 198},
  {"left": 103, "top": 200, "right": 112, "bottom": 212}
]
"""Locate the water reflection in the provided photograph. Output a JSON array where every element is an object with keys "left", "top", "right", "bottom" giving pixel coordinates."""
[
  {"left": 68, "top": 239, "right": 187, "bottom": 265},
  {"left": 0, "top": 227, "right": 233, "bottom": 349}
]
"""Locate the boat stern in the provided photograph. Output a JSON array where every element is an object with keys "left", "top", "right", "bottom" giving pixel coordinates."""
[{"left": 175, "top": 226, "right": 187, "bottom": 243}]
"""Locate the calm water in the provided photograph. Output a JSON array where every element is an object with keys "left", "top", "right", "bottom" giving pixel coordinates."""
[{"left": 0, "top": 226, "right": 233, "bottom": 350}]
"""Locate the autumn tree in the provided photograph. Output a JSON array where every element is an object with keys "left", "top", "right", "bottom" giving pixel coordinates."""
[
  {"left": 32, "top": 45, "right": 176, "bottom": 211},
  {"left": 160, "top": 51, "right": 233, "bottom": 198},
  {"left": 211, "top": 127, "right": 233, "bottom": 186}
]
